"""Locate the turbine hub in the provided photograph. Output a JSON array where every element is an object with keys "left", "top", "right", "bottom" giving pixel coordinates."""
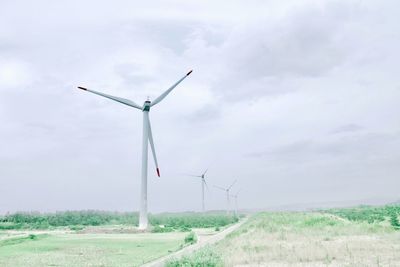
[{"left": 143, "top": 100, "right": 151, "bottom": 111}]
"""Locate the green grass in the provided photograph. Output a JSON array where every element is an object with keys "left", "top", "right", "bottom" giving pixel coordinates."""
[
  {"left": 0, "top": 232, "right": 186, "bottom": 267},
  {"left": 0, "top": 234, "right": 48, "bottom": 247},
  {"left": 0, "top": 211, "right": 240, "bottom": 266},
  {"left": 324, "top": 204, "right": 400, "bottom": 226}
]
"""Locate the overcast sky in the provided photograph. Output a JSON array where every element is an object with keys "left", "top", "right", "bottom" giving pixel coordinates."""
[{"left": 1, "top": 0, "right": 399, "bottom": 214}]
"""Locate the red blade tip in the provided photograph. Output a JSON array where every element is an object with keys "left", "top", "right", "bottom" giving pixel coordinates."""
[
  {"left": 77, "top": 86, "right": 87, "bottom": 90},
  {"left": 186, "top": 70, "right": 193, "bottom": 76},
  {"left": 156, "top": 168, "right": 160, "bottom": 177}
]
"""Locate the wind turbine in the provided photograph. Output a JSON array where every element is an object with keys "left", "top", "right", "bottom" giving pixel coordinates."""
[
  {"left": 186, "top": 169, "right": 209, "bottom": 212},
  {"left": 214, "top": 179, "right": 236, "bottom": 215},
  {"left": 77, "top": 70, "right": 193, "bottom": 230},
  {"left": 230, "top": 189, "right": 241, "bottom": 217}
]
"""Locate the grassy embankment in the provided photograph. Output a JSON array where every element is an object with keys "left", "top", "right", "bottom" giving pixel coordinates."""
[{"left": 168, "top": 205, "right": 400, "bottom": 266}]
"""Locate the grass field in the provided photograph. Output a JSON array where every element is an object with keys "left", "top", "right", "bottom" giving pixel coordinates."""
[
  {"left": 170, "top": 206, "right": 400, "bottom": 266},
  {"left": 0, "top": 231, "right": 186, "bottom": 267},
  {"left": 2, "top": 207, "right": 399, "bottom": 266},
  {"left": 0, "top": 211, "right": 236, "bottom": 267}
]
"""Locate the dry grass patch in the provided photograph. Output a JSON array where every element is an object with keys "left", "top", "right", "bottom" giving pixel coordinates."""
[{"left": 214, "top": 212, "right": 400, "bottom": 266}]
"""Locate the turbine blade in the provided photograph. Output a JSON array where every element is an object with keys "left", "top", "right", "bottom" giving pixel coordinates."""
[
  {"left": 77, "top": 86, "right": 142, "bottom": 110},
  {"left": 202, "top": 168, "right": 208, "bottom": 176},
  {"left": 228, "top": 179, "right": 237, "bottom": 190},
  {"left": 147, "top": 117, "right": 160, "bottom": 177},
  {"left": 213, "top": 185, "right": 226, "bottom": 191},
  {"left": 150, "top": 70, "right": 193, "bottom": 107},
  {"left": 184, "top": 174, "right": 202, "bottom": 178}
]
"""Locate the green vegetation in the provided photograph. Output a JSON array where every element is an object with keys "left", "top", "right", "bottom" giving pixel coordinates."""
[
  {"left": 0, "top": 211, "right": 138, "bottom": 229},
  {"left": 184, "top": 231, "right": 197, "bottom": 244},
  {"left": 149, "top": 212, "right": 239, "bottom": 229},
  {"left": 165, "top": 246, "right": 223, "bottom": 267},
  {"left": 390, "top": 212, "right": 400, "bottom": 229},
  {"left": 0, "top": 232, "right": 186, "bottom": 267},
  {"left": 325, "top": 204, "right": 400, "bottom": 229},
  {"left": 0, "top": 211, "right": 238, "bottom": 230}
]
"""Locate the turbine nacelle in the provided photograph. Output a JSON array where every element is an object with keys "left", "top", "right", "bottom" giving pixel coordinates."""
[{"left": 142, "top": 100, "right": 151, "bottom": 111}]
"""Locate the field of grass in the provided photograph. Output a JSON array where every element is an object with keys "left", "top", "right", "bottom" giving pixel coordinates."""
[
  {"left": 0, "top": 211, "right": 238, "bottom": 267},
  {"left": 171, "top": 205, "right": 400, "bottom": 266},
  {"left": 3, "top": 206, "right": 399, "bottom": 266},
  {"left": 0, "top": 231, "right": 187, "bottom": 267}
]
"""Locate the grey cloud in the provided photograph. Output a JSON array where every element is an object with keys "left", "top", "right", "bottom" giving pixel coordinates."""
[
  {"left": 184, "top": 104, "right": 221, "bottom": 123},
  {"left": 1, "top": 0, "right": 400, "bottom": 213},
  {"left": 247, "top": 132, "right": 400, "bottom": 163},
  {"left": 199, "top": 2, "right": 363, "bottom": 101}
]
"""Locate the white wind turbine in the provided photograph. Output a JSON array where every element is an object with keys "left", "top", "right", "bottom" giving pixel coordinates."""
[
  {"left": 186, "top": 169, "right": 209, "bottom": 212},
  {"left": 77, "top": 70, "right": 193, "bottom": 229},
  {"left": 214, "top": 179, "right": 237, "bottom": 215},
  {"left": 230, "top": 189, "right": 241, "bottom": 217}
]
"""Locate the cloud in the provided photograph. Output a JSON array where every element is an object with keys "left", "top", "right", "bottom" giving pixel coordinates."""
[
  {"left": 181, "top": 1, "right": 366, "bottom": 101},
  {"left": 0, "top": 59, "right": 35, "bottom": 88},
  {"left": 331, "top": 124, "right": 364, "bottom": 134},
  {"left": 1, "top": 0, "right": 400, "bottom": 213},
  {"left": 247, "top": 131, "right": 400, "bottom": 164}
]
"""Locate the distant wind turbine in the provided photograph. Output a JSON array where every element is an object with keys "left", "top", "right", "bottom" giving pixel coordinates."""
[
  {"left": 214, "top": 179, "right": 237, "bottom": 215},
  {"left": 77, "top": 70, "right": 193, "bottom": 229},
  {"left": 185, "top": 169, "right": 209, "bottom": 212},
  {"left": 230, "top": 189, "right": 241, "bottom": 217}
]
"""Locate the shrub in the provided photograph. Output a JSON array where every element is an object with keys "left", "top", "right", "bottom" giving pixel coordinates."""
[
  {"left": 166, "top": 246, "right": 223, "bottom": 267},
  {"left": 69, "top": 225, "right": 85, "bottom": 231},
  {"left": 390, "top": 213, "right": 400, "bottom": 229},
  {"left": 179, "top": 226, "right": 192, "bottom": 232},
  {"left": 184, "top": 231, "right": 197, "bottom": 244},
  {"left": 28, "top": 234, "right": 37, "bottom": 240},
  {"left": 152, "top": 225, "right": 174, "bottom": 233}
]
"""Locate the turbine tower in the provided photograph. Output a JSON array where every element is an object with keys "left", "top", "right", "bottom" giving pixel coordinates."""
[
  {"left": 230, "top": 189, "right": 241, "bottom": 217},
  {"left": 77, "top": 70, "right": 193, "bottom": 229},
  {"left": 186, "top": 169, "right": 209, "bottom": 212},
  {"left": 214, "top": 179, "right": 236, "bottom": 215}
]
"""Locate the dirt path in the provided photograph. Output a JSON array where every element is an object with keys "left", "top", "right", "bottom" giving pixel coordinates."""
[{"left": 142, "top": 218, "right": 248, "bottom": 267}]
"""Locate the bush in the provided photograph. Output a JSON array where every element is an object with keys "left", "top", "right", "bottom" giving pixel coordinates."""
[
  {"left": 166, "top": 247, "right": 223, "bottom": 267},
  {"left": 390, "top": 213, "right": 400, "bottom": 229},
  {"left": 152, "top": 225, "right": 174, "bottom": 233},
  {"left": 69, "top": 225, "right": 85, "bottom": 231},
  {"left": 184, "top": 231, "right": 197, "bottom": 244},
  {"left": 28, "top": 234, "right": 37, "bottom": 240},
  {"left": 179, "top": 226, "right": 192, "bottom": 232}
]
